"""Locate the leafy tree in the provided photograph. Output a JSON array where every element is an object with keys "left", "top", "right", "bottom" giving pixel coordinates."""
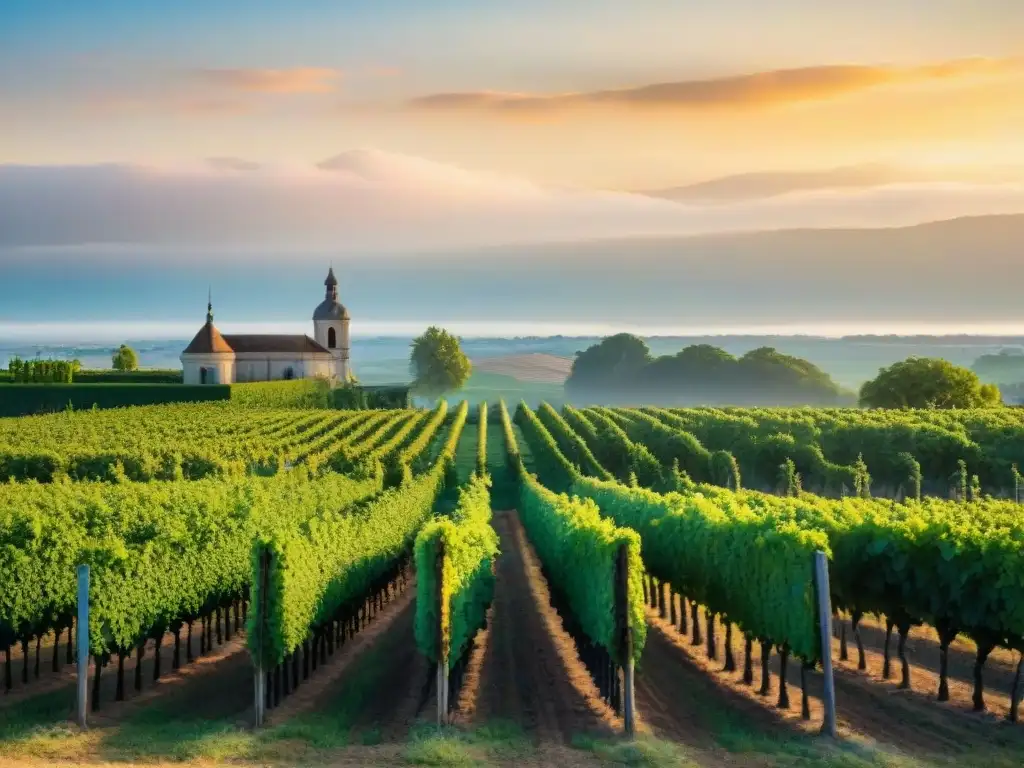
[
  {"left": 859, "top": 357, "right": 1002, "bottom": 409},
  {"left": 111, "top": 344, "right": 139, "bottom": 372},
  {"left": 566, "top": 333, "right": 651, "bottom": 396},
  {"left": 409, "top": 326, "right": 471, "bottom": 397}
]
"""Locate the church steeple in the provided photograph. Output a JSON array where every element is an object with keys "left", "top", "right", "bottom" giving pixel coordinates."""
[
  {"left": 324, "top": 267, "right": 338, "bottom": 301},
  {"left": 313, "top": 264, "right": 350, "bottom": 384}
]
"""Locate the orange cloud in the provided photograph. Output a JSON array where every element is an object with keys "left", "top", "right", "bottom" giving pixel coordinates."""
[
  {"left": 194, "top": 67, "right": 342, "bottom": 94},
  {"left": 408, "top": 56, "right": 1024, "bottom": 114}
]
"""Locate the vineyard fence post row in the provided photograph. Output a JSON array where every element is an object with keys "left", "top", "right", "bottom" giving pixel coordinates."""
[
  {"left": 76, "top": 564, "right": 90, "bottom": 729},
  {"left": 616, "top": 543, "right": 635, "bottom": 737},
  {"left": 814, "top": 550, "right": 837, "bottom": 738},
  {"left": 436, "top": 538, "right": 449, "bottom": 727},
  {"left": 254, "top": 548, "right": 270, "bottom": 728}
]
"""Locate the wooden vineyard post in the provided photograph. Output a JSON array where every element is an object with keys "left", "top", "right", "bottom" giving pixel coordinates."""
[
  {"left": 436, "top": 538, "right": 449, "bottom": 727},
  {"left": 814, "top": 551, "right": 837, "bottom": 738},
  {"left": 615, "top": 544, "right": 636, "bottom": 738},
  {"left": 76, "top": 564, "right": 90, "bottom": 729},
  {"left": 254, "top": 548, "right": 270, "bottom": 728}
]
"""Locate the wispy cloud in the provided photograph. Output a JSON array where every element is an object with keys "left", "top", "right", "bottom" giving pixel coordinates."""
[
  {"left": 3, "top": 151, "right": 1024, "bottom": 251},
  {"left": 206, "top": 157, "right": 262, "bottom": 171},
  {"left": 193, "top": 67, "right": 342, "bottom": 94},
  {"left": 407, "top": 56, "right": 1024, "bottom": 114},
  {"left": 86, "top": 94, "right": 252, "bottom": 116}
]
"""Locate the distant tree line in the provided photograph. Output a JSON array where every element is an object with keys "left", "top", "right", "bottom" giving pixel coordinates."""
[
  {"left": 971, "top": 348, "right": 1024, "bottom": 385},
  {"left": 564, "top": 334, "right": 850, "bottom": 405},
  {"left": 4, "top": 344, "right": 144, "bottom": 384},
  {"left": 6, "top": 357, "right": 80, "bottom": 383}
]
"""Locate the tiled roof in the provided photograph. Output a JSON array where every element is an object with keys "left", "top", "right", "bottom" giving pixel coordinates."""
[
  {"left": 221, "top": 334, "right": 332, "bottom": 354},
  {"left": 182, "top": 322, "right": 233, "bottom": 354}
]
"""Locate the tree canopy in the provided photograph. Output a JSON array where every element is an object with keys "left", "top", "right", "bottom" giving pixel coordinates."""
[
  {"left": 409, "top": 326, "right": 472, "bottom": 397},
  {"left": 565, "top": 335, "right": 847, "bottom": 405},
  {"left": 111, "top": 344, "right": 139, "bottom": 372},
  {"left": 859, "top": 357, "right": 1002, "bottom": 409}
]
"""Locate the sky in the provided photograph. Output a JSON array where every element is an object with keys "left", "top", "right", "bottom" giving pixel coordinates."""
[
  {"left": 2, "top": 1, "right": 1024, "bottom": 336},
  {"left": 2, "top": 1, "right": 1023, "bottom": 187}
]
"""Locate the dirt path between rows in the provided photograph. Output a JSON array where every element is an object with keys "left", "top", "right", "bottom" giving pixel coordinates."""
[
  {"left": 458, "top": 511, "right": 618, "bottom": 743},
  {"left": 265, "top": 571, "right": 433, "bottom": 740},
  {"left": 644, "top": 595, "right": 1024, "bottom": 760},
  {"left": 834, "top": 613, "right": 1022, "bottom": 720}
]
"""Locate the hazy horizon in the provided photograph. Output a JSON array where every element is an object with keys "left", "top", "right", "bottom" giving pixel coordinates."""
[
  {"left": 5, "top": 320, "right": 1024, "bottom": 346},
  {"left": 3, "top": 2, "right": 1021, "bottom": 344}
]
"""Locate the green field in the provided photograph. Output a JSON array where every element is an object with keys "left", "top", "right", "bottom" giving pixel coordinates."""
[{"left": 2, "top": 399, "right": 1024, "bottom": 768}]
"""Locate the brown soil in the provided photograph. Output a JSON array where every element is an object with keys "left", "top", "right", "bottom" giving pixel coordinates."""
[
  {"left": 266, "top": 571, "right": 433, "bottom": 739},
  {"left": 3, "top": 576, "right": 423, "bottom": 732},
  {"left": 459, "top": 511, "right": 618, "bottom": 742},
  {"left": 2, "top": 615, "right": 249, "bottom": 719},
  {"left": 89, "top": 632, "right": 252, "bottom": 726},
  {"left": 836, "top": 613, "right": 1022, "bottom": 718},
  {"left": 634, "top": 614, "right": 802, "bottom": 748},
  {"left": 645, "top": 593, "right": 1024, "bottom": 759}
]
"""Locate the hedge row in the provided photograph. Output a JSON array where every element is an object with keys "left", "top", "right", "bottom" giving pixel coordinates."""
[
  {"left": 75, "top": 370, "right": 184, "bottom": 384},
  {"left": 414, "top": 473, "right": 497, "bottom": 669},
  {"left": 0, "top": 384, "right": 230, "bottom": 417}
]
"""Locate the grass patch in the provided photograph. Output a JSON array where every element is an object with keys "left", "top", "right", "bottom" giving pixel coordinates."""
[
  {"left": 463, "top": 720, "right": 533, "bottom": 762},
  {"left": 453, "top": 421, "right": 480, "bottom": 485},
  {"left": 510, "top": 424, "right": 535, "bottom": 474},
  {"left": 0, "top": 688, "right": 95, "bottom": 760},
  {"left": 573, "top": 734, "right": 697, "bottom": 767},
  {"left": 404, "top": 722, "right": 534, "bottom": 767},
  {"left": 405, "top": 728, "right": 485, "bottom": 767},
  {"left": 99, "top": 716, "right": 258, "bottom": 762},
  {"left": 435, "top": 372, "right": 565, "bottom": 409}
]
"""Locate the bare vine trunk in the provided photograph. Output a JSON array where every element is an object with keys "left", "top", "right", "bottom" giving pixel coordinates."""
[
  {"left": 973, "top": 641, "right": 995, "bottom": 712},
  {"left": 801, "top": 661, "right": 811, "bottom": 719},
  {"left": 897, "top": 622, "right": 911, "bottom": 689},
  {"left": 706, "top": 613, "right": 717, "bottom": 660},
  {"left": 116, "top": 652, "right": 126, "bottom": 700},
  {"left": 723, "top": 623, "right": 736, "bottom": 672},
  {"left": 758, "top": 640, "right": 772, "bottom": 696},
  {"left": 852, "top": 611, "right": 866, "bottom": 671},
  {"left": 936, "top": 621, "right": 957, "bottom": 702},
  {"left": 1009, "top": 653, "right": 1023, "bottom": 723},
  {"left": 882, "top": 618, "right": 894, "bottom": 680},
  {"left": 777, "top": 646, "right": 790, "bottom": 709},
  {"left": 839, "top": 617, "right": 848, "bottom": 661}
]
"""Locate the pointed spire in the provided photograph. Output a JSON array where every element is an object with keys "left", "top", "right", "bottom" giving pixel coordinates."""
[
  {"left": 206, "top": 287, "right": 214, "bottom": 324},
  {"left": 324, "top": 266, "right": 338, "bottom": 300}
]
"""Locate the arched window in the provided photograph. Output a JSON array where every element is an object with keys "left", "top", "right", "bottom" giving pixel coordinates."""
[
  {"left": 327, "top": 327, "right": 337, "bottom": 349},
  {"left": 199, "top": 367, "right": 208, "bottom": 385},
  {"left": 284, "top": 366, "right": 295, "bottom": 380}
]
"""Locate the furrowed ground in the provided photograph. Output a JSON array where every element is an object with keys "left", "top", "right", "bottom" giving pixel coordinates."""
[{"left": 2, "top": 399, "right": 1023, "bottom": 767}]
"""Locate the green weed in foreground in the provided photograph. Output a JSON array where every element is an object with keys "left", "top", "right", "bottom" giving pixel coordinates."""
[
  {"left": 572, "top": 734, "right": 697, "bottom": 768},
  {"left": 0, "top": 688, "right": 91, "bottom": 760},
  {"left": 403, "top": 721, "right": 535, "bottom": 767},
  {"left": 404, "top": 732, "right": 484, "bottom": 767}
]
